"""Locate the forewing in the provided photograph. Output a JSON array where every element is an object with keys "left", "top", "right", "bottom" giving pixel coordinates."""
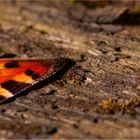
[{"left": 0, "top": 58, "right": 67, "bottom": 103}]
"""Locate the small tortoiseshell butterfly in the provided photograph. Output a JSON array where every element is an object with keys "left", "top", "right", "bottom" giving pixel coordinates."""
[{"left": 0, "top": 58, "right": 68, "bottom": 103}]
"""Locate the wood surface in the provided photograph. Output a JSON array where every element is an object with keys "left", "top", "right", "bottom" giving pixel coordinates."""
[{"left": 0, "top": 1, "right": 140, "bottom": 139}]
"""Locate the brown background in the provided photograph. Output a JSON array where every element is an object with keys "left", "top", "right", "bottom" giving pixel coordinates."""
[{"left": 0, "top": 0, "right": 140, "bottom": 138}]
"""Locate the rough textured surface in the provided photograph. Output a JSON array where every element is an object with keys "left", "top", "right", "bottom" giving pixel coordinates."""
[{"left": 0, "top": 1, "right": 140, "bottom": 139}]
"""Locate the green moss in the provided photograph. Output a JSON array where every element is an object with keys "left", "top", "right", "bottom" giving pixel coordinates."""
[
  {"left": 131, "top": 5, "right": 140, "bottom": 14},
  {"left": 97, "top": 97, "right": 138, "bottom": 114},
  {"left": 56, "top": 73, "right": 82, "bottom": 86},
  {"left": 73, "top": 0, "right": 108, "bottom": 8}
]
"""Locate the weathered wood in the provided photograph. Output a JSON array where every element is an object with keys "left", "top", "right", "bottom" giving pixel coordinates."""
[{"left": 0, "top": 1, "right": 139, "bottom": 139}]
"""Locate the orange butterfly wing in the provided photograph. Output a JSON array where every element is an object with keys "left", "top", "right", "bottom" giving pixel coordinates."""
[{"left": 0, "top": 58, "right": 67, "bottom": 103}]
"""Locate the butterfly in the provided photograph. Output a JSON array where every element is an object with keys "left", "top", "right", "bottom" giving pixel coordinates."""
[{"left": 0, "top": 57, "right": 69, "bottom": 103}]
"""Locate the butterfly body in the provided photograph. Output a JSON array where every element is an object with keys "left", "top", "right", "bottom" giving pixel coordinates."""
[{"left": 0, "top": 58, "right": 68, "bottom": 103}]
